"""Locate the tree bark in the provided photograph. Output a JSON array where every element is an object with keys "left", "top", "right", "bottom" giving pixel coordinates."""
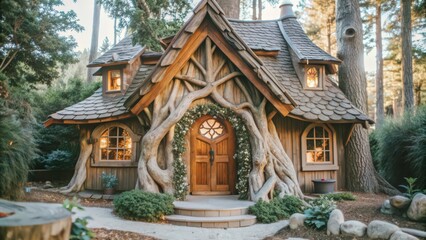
[
  {"left": 216, "top": 0, "right": 240, "bottom": 19},
  {"left": 401, "top": 0, "right": 414, "bottom": 112},
  {"left": 252, "top": 0, "right": 257, "bottom": 20},
  {"left": 87, "top": 0, "right": 101, "bottom": 83},
  {"left": 258, "top": 0, "right": 262, "bottom": 20},
  {"left": 375, "top": 0, "right": 384, "bottom": 128},
  {"left": 336, "top": 0, "right": 398, "bottom": 195}
]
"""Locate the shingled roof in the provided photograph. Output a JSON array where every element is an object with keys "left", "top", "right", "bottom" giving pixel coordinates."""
[
  {"left": 87, "top": 36, "right": 145, "bottom": 67},
  {"left": 46, "top": 65, "right": 154, "bottom": 125},
  {"left": 229, "top": 19, "right": 370, "bottom": 123},
  {"left": 46, "top": 0, "right": 372, "bottom": 126}
]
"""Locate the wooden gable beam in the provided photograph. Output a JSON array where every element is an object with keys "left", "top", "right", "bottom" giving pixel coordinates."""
[{"left": 130, "top": 22, "right": 209, "bottom": 115}]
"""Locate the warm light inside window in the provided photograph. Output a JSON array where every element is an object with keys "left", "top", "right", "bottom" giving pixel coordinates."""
[
  {"left": 306, "top": 126, "right": 331, "bottom": 163},
  {"left": 108, "top": 70, "right": 121, "bottom": 91},
  {"left": 306, "top": 67, "right": 319, "bottom": 88},
  {"left": 199, "top": 118, "right": 224, "bottom": 139},
  {"left": 100, "top": 127, "right": 132, "bottom": 161}
]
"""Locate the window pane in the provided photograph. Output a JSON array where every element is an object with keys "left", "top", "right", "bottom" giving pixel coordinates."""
[
  {"left": 306, "top": 67, "right": 319, "bottom": 88},
  {"left": 199, "top": 118, "right": 225, "bottom": 139},
  {"left": 324, "top": 129, "right": 329, "bottom": 138},
  {"left": 110, "top": 127, "right": 118, "bottom": 136},
  {"left": 307, "top": 129, "right": 314, "bottom": 138},
  {"left": 109, "top": 138, "right": 117, "bottom": 148},
  {"left": 108, "top": 149, "right": 116, "bottom": 160},
  {"left": 117, "top": 149, "right": 124, "bottom": 160},
  {"left": 124, "top": 149, "right": 132, "bottom": 160},
  {"left": 108, "top": 70, "right": 121, "bottom": 91},
  {"left": 324, "top": 139, "right": 330, "bottom": 150},
  {"left": 325, "top": 151, "right": 330, "bottom": 162},
  {"left": 118, "top": 138, "right": 125, "bottom": 148},
  {"left": 307, "top": 140, "right": 315, "bottom": 150},
  {"left": 306, "top": 151, "right": 315, "bottom": 163},
  {"left": 315, "top": 140, "right": 324, "bottom": 149},
  {"left": 315, "top": 150, "right": 324, "bottom": 162},
  {"left": 101, "top": 149, "right": 108, "bottom": 160},
  {"left": 315, "top": 127, "right": 323, "bottom": 138}
]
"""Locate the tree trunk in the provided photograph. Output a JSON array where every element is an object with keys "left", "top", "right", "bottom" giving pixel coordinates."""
[
  {"left": 401, "top": 0, "right": 414, "bottom": 112},
  {"left": 336, "top": 0, "right": 398, "bottom": 195},
  {"left": 216, "top": 0, "right": 240, "bottom": 19},
  {"left": 0, "top": 200, "right": 71, "bottom": 240},
  {"left": 375, "top": 0, "right": 384, "bottom": 128},
  {"left": 252, "top": 0, "right": 257, "bottom": 20},
  {"left": 87, "top": 0, "right": 101, "bottom": 83},
  {"left": 258, "top": 0, "right": 262, "bottom": 20}
]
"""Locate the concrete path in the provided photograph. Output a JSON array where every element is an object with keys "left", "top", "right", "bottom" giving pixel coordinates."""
[{"left": 75, "top": 206, "right": 288, "bottom": 240}]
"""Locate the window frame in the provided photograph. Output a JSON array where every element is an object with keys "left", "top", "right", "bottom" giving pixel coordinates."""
[
  {"left": 91, "top": 123, "right": 141, "bottom": 167},
  {"left": 104, "top": 68, "right": 124, "bottom": 94},
  {"left": 301, "top": 123, "right": 338, "bottom": 171},
  {"left": 303, "top": 65, "right": 324, "bottom": 90}
]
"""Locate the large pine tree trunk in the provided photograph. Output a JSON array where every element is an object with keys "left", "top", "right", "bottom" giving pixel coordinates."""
[
  {"left": 336, "top": 0, "right": 397, "bottom": 194},
  {"left": 87, "top": 0, "right": 101, "bottom": 83},
  {"left": 375, "top": 0, "right": 384, "bottom": 128},
  {"left": 216, "top": 0, "right": 240, "bottom": 19},
  {"left": 401, "top": 0, "right": 414, "bottom": 112}
]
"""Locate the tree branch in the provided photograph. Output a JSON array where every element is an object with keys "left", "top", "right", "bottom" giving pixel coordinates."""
[{"left": 175, "top": 74, "right": 207, "bottom": 87}]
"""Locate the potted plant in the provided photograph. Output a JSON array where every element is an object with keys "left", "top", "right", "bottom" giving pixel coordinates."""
[
  {"left": 101, "top": 172, "right": 118, "bottom": 195},
  {"left": 312, "top": 178, "right": 336, "bottom": 194}
]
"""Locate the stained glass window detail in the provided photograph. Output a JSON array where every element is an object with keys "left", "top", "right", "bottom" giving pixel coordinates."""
[
  {"left": 305, "top": 126, "right": 331, "bottom": 163},
  {"left": 100, "top": 127, "right": 132, "bottom": 160},
  {"left": 306, "top": 67, "right": 319, "bottom": 88},
  {"left": 199, "top": 118, "right": 224, "bottom": 139}
]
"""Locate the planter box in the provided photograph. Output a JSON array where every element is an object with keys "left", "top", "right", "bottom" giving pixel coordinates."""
[{"left": 312, "top": 179, "right": 336, "bottom": 194}]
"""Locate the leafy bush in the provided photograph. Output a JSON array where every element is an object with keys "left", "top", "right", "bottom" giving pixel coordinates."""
[
  {"left": 63, "top": 197, "right": 95, "bottom": 240},
  {"left": 101, "top": 172, "right": 118, "bottom": 189},
  {"left": 41, "top": 150, "right": 74, "bottom": 170},
  {"left": 304, "top": 196, "right": 336, "bottom": 230},
  {"left": 113, "top": 190, "right": 174, "bottom": 222},
  {"left": 399, "top": 177, "right": 422, "bottom": 199},
  {"left": 322, "top": 192, "right": 356, "bottom": 201},
  {"left": 249, "top": 195, "right": 305, "bottom": 223},
  {"left": 0, "top": 95, "right": 36, "bottom": 200},
  {"left": 371, "top": 106, "right": 426, "bottom": 189}
]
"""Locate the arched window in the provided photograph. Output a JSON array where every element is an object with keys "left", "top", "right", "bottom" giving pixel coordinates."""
[
  {"left": 91, "top": 123, "right": 141, "bottom": 167},
  {"left": 301, "top": 124, "right": 338, "bottom": 171}
]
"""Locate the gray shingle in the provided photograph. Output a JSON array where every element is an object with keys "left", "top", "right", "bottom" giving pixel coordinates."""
[{"left": 89, "top": 36, "right": 144, "bottom": 66}]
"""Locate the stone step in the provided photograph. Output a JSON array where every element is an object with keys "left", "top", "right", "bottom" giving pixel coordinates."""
[
  {"left": 166, "top": 214, "right": 256, "bottom": 228},
  {"left": 174, "top": 206, "right": 249, "bottom": 217}
]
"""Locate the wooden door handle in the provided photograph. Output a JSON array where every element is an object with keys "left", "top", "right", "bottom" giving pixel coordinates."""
[{"left": 209, "top": 148, "right": 214, "bottom": 165}]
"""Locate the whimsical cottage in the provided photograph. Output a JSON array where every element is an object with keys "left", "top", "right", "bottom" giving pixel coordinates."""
[{"left": 46, "top": 0, "right": 372, "bottom": 201}]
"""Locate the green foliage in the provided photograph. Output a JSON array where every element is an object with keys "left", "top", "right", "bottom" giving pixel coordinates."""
[
  {"left": 399, "top": 177, "right": 422, "bottom": 199},
  {"left": 304, "top": 196, "right": 336, "bottom": 230},
  {"left": 101, "top": 172, "right": 119, "bottom": 189},
  {"left": 0, "top": 0, "right": 83, "bottom": 86},
  {"left": 248, "top": 196, "right": 305, "bottom": 223},
  {"left": 371, "top": 106, "right": 426, "bottom": 189},
  {"left": 41, "top": 150, "right": 74, "bottom": 170},
  {"left": 31, "top": 78, "right": 101, "bottom": 169},
  {"left": 322, "top": 192, "right": 356, "bottom": 201},
  {"left": 113, "top": 190, "right": 174, "bottom": 222},
  {"left": 99, "top": 0, "right": 192, "bottom": 51},
  {"left": 63, "top": 197, "right": 95, "bottom": 240},
  {"left": 173, "top": 104, "right": 251, "bottom": 200},
  {"left": 0, "top": 84, "right": 36, "bottom": 200}
]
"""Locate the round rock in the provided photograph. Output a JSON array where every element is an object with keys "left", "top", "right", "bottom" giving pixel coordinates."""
[
  {"left": 340, "top": 220, "right": 367, "bottom": 237},
  {"left": 367, "top": 220, "right": 400, "bottom": 239},
  {"left": 390, "top": 195, "right": 411, "bottom": 209},
  {"left": 407, "top": 193, "right": 426, "bottom": 222},
  {"left": 390, "top": 231, "right": 419, "bottom": 240},
  {"left": 289, "top": 213, "right": 306, "bottom": 230},
  {"left": 327, "top": 209, "right": 344, "bottom": 236}
]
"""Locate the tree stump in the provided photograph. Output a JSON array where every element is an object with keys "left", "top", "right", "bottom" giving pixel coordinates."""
[{"left": 0, "top": 199, "right": 72, "bottom": 240}]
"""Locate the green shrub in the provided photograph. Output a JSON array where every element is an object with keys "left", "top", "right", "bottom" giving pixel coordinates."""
[
  {"left": 41, "top": 150, "right": 74, "bottom": 170},
  {"left": 304, "top": 196, "right": 336, "bottom": 230},
  {"left": 248, "top": 195, "right": 305, "bottom": 223},
  {"left": 322, "top": 192, "right": 356, "bottom": 201},
  {"left": 399, "top": 177, "right": 422, "bottom": 199},
  {"left": 371, "top": 106, "right": 426, "bottom": 189},
  {"left": 113, "top": 190, "right": 174, "bottom": 222},
  {"left": 101, "top": 172, "right": 118, "bottom": 189}
]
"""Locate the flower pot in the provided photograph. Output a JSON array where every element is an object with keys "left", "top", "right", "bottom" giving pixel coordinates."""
[
  {"left": 104, "top": 188, "right": 115, "bottom": 195},
  {"left": 312, "top": 179, "right": 336, "bottom": 194}
]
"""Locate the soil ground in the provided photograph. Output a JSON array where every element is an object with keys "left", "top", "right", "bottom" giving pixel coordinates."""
[
  {"left": 267, "top": 192, "right": 426, "bottom": 240},
  {"left": 21, "top": 189, "right": 425, "bottom": 240}
]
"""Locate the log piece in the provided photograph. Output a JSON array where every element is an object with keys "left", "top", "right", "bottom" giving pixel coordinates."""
[{"left": 0, "top": 200, "right": 71, "bottom": 240}]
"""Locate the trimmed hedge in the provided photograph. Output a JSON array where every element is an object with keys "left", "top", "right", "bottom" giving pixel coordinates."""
[
  {"left": 248, "top": 195, "right": 304, "bottom": 223},
  {"left": 113, "top": 190, "right": 174, "bottom": 222}
]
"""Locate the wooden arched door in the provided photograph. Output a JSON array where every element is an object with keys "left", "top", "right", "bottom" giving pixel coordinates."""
[{"left": 190, "top": 115, "right": 236, "bottom": 195}]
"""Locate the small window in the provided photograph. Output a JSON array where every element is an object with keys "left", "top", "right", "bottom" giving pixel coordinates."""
[
  {"left": 107, "top": 70, "right": 122, "bottom": 92},
  {"left": 99, "top": 127, "right": 132, "bottom": 161},
  {"left": 301, "top": 124, "right": 338, "bottom": 171},
  {"left": 304, "top": 65, "right": 323, "bottom": 90},
  {"left": 199, "top": 118, "right": 225, "bottom": 139}
]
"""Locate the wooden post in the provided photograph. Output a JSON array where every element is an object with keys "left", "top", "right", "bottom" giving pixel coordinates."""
[{"left": 0, "top": 200, "right": 72, "bottom": 240}]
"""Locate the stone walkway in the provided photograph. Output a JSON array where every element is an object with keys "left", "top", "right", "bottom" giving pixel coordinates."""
[{"left": 74, "top": 206, "right": 288, "bottom": 240}]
